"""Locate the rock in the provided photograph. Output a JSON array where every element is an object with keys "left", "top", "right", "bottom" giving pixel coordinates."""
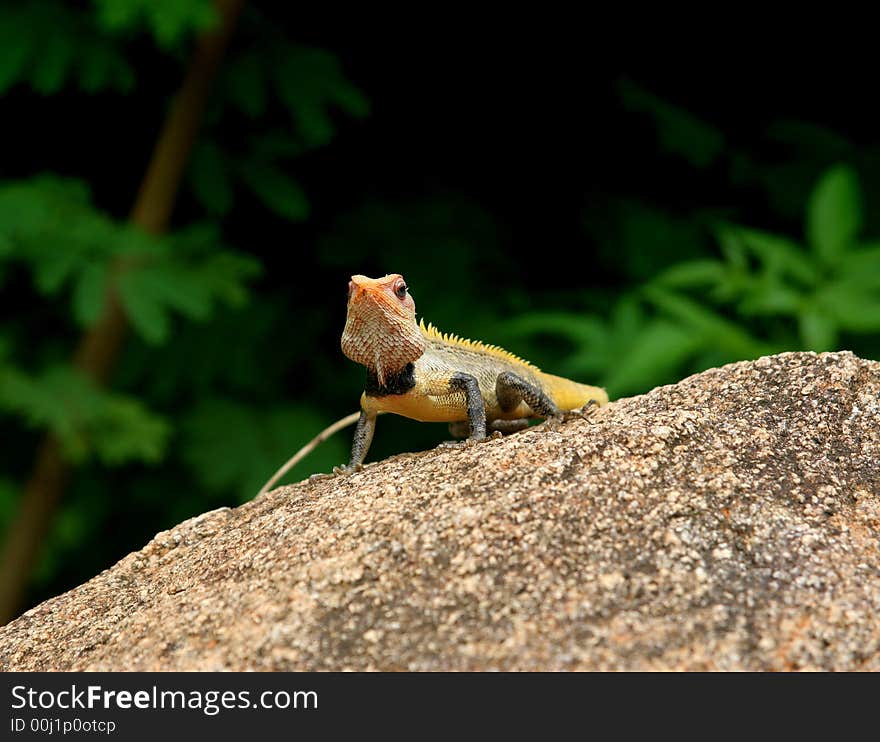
[{"left": 1, "top": 351, "right": 878, "bottom": 671}]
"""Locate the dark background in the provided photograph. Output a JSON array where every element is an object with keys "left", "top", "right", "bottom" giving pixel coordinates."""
[{"left": 1, "top": 4, "right": 878, "bottom": 622}]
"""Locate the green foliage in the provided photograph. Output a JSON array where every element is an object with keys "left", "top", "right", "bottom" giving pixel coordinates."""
[
  {"left": 509, "top": 165, "right": 879, "bottom": 397},
  {"left": 188, "top": 142, "right": 233, "bottom": 216},
  {"left": 586, "top": 201, "right": 713, "bottom": 281},
  {"left": 0, "top": 3, "right": 134, "bottom": 94},
  {"left": 189, "top": 34, "right": 369, "bottom": 220},
  {"left": 710, "top": 166, "right": 880, "bottom": 349},
  {"left": 117, "top": 225, "right": 261, "bottom": 344},
  {"left": 0, "top": 176, "right": 147, "bottom": 304},
  {"left": 0, "top": 4, "right": 372, "bottom": 613},
  {"left": 807, "top": 165, "right": 863, "bottom": 264},
  {"left": 237, "top": 161, "right": 309, "bottom": 221},
  {"left": 269, "top": 45, "right": 370, "bottom": 147},
  {"left": 92, "top": 0, "right": 217, "bottom": 48},
  {"left": 0, "top": 364, "right": 168, "bottom": 465},
  {"left": 618, "top": 79, "right": 725, "bottom": 168},
  {"left": 0, "top": 177, "right": 260, "bottom": 342}
]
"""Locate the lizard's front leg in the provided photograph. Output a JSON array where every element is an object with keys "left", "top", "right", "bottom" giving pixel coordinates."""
[
  {"left": 432, "top": 371, "right": 488, "bottom": 450},
  {"left": 334, "top": 409, "right": 376, "bottom": 473},
  {"left": 448, "top": 372, "right": 487, "bottom": 440}
]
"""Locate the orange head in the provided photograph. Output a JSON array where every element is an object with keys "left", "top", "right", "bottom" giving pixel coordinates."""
[{"left": 341, "top": 274, "right": 427, "bottom": 385}]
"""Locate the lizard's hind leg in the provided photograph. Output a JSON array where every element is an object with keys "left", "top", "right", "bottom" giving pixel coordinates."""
[{"left": 495, "top": 371, "right": 561, "bottom": 418}]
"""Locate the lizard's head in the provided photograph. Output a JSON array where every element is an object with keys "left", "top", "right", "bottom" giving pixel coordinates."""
[{"left": 341, "top": 273, "right": 427, "bottom": 385}]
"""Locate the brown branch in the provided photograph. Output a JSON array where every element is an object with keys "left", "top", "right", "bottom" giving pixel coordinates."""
[{"left": 0, "top": 0, "right": 245, "bottom": 625}]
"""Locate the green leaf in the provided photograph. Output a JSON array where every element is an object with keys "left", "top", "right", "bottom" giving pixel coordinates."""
[
  {"left": 239, "top": 162, "right": 309, "bottom": 221},
  {"left": 115, "top": 229, "right": 260, "bottom": 343},
  {"left": 92, "top": 0, "right": 218, "bottom": 48},
  {"left": 0, "top": 4, "right": 135, "bottom": 96},
  {"left": 611, "top": 202, "right": 709, "bottom": 280},
  {"left": 643, "top": 286, "right": 770, "bottom": 359},
  {"left": 0, "top": 364, "right": 169, "bottom": 464},
  {"left": 89, "top": 395, "right": 169, "bottom": 464},
  {"left": 330, "top": 81, "right": 370, "bottom": 118},
  {"left": 505, "top": 311, "right": 608, "bottom": 349},
  {"left": 730, "top": 227, "right": 818, "bottom": 285},
  {"left": 651, "top": 259, "right": 726, "bottom": 290},
  {"left": 189, "top": 141, "right": 233, "bottom": 216},
  {"left": 76, "top": 43, "right": 134, "bottom": 94},
  {"left": 118, "top": 270, "right": 171, "bottom": 344},
  {"left": 249, "top": 131, "right": 306, "bottom": 161},
  {"left": 814, "top": 281, "right": 880, "bottom": 333},
  {"left": 798, "top": 308, "right": 837, "bottom": 351},
  {"left": 0, "top": 20, "right": 30, "bottom": 94},
  {"left": 603, "top": 320, "right": 703, "bottom": 397},
  {"left": 0, "top": 175, "right": 125, "bottom": 300},
  {"left": 72, "top": 262, "right": 108, "bottom": 326},
  {"left": 223, "top": 51, "right": 267, "bottom": 118},
  {"left": 271, "top": 44, "right": 368, "bottom": 148},
  {"left": 618, "top": 79, "right": 725, "bottom": 168},
  {"left": 765, "top": 120, "right": 853, "bottom": 158},
  {"left": 33, "top": 253, "right": 81, "bottom": 295},
  {"left": 31, "top": 31, "right": 74, "bottom": 94},
  {"left": 737, "top": 277, "right": 802, "bottom": 317},
  {"left": 837, "top": 244, "right": 880, "bottom": 284},
  {"left": 807, "top": 165, "right": 863, "bottom": 264}
]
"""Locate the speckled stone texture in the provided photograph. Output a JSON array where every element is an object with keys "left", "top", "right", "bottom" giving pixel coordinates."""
[{"left": 1, "top": 351, "right": 879, "bottom": 671}]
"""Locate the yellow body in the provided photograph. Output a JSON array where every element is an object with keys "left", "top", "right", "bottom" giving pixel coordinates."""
[{"left": 361, "top": 320, "right": 608, "bottom": 422}]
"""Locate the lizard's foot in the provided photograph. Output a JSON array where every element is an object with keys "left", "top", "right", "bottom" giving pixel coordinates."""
[
  {"left": 455, "top": 419, "right": 528, "bottom": 439},
  {"left": 437, "top": 437, "right": 485, "bottom": 450},
  {"left": 579, "top": 399, "right": 599, "bottom": 417},
  {"left": 545, "top": 401, "right": 599, "bottom": 431},
  {"left": 324, "top": 463, "right": 363, "bottom": 478},
  {"left": 543, "top": 414, "right": 565, "bottom": 432}
]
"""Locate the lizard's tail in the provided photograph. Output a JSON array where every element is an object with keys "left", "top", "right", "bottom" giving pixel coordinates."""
[
  {"left": 538, "top": 371, "right": 609, "bottom": 412},
  {"left": 256, "top": 411, "right": 361, "bottom": 497}
]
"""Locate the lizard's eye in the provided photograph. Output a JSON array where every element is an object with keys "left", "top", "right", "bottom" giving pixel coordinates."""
[{"left": 394, "top": 281, "right": 408, "bottom": 300}]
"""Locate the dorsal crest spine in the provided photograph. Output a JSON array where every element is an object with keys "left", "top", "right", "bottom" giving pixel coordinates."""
[{"left": 418, "top": 318, "right": 539, "bottom": 371}]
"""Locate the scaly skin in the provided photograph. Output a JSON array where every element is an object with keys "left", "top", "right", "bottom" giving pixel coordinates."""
[{"left": 340, "top": 273, "right": 608, "bottom": 468}]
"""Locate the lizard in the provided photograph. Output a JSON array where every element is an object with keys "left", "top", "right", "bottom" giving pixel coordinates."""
[
  {"left": 258, "top": 273, "right": 608, "bottom": 495},
  {"left": 338, "top": 273, "right": 608, "bottom": 470},
  {"left": 256, "top": 272, "right": 608, "bottom": 495}
]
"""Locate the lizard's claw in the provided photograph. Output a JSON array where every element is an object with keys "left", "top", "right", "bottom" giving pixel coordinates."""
[
  {"left": 543, "top": 414, "right": 565, "bottom": 432},
  {"left": 322, "top": 463, "right": 363, "bottom": 478},
  {"left": 545, "top": 400, "right": 600, "bottom": 430},
  {"left": 579, "top": 399, "right": 600, "bottom": 417},
  {"left": 437, "top": 437, "right": 485, "bottom": 450}
]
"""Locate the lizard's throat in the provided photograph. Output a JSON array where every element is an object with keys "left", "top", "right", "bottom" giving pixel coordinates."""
[{"left": 341, "top": 315, "right": 427, "bottom": 387}]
